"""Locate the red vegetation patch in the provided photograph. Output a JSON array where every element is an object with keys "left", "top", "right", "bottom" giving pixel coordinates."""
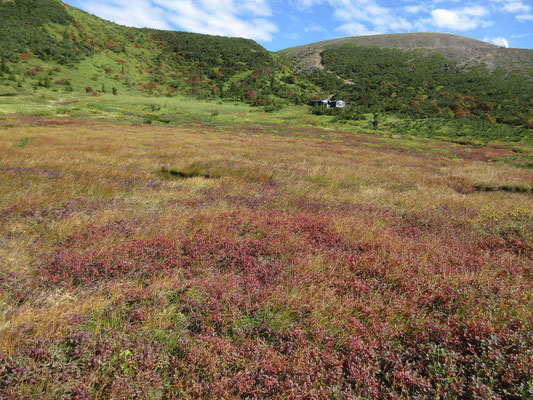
[
  {"left": 246, "top": 90, "right": 257, "bottom": 100},
  {"left": 39, "top": 211, "right": 353, "bottom": 287},
  {"left": 19, "top": 53, "right": 34, "bottom": 60},
  {"left": 20, "top": 208, "right": 533, "bottom": 398},
  {"left": 454, "top": 146, "right": 514, "bottom": 162},
  {"left": 188, "top": 74, "right": 200, "bottom": 83},
  {"left": 15, "top": 116, "right": 90, "bottom": 127},
  {"left": 85, "top": 86, "right": 98, "bottom": 96},
  {"left": 455, "top": 108, "right": 467, "bottom": 118},
  {"left": 479, "top": 101, "right": 494, "bottom": 111},
  {"left": 41, "top": 236, "right": 183, "bottom": 286}
]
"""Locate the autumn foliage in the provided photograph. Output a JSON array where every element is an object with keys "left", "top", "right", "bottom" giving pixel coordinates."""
[{"left": 0, "top": 113, "right": 531, "bottom": 399}]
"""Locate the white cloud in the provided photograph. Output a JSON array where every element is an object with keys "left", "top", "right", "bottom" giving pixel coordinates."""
[
  {"left": 426, "top": 6, "right": 491, "bottom": 31},
  {"left": 460, "top": 5, "right": 489, "bottom": 17},
  {"left": 161, "top": 2, "right": 275, "bottom": 41},
  {"left": 323, "top": 0, "right": 414, "bottom": 33},
  {"left": 294, "top": 0, "right": 514, "bottom": 38},
  {"left": 288, "top": 0, "right": 414, "bottom": 33},
  {"left": 291, "top": 0, "right": 321, "bottom": 10},
  {"left": 241, "top": 0, "right": 273, "bottom": 16},
  {"left": 155, "top": 0, "right": 277, "bottom": 41},
  {"left": 516, "top": 13, "right": 533, "bottom": 21},
  {"left": 80, "top": 0, "right": 278, "bottom": 41},
  {"left": 405, "top": 5, "right": 426, "bottom": 14},
  {"left": 501, "top": 1, "right": 531, "bottom": 13},
  {"left": 304, "top": 24, "right": 326, "bottom": 32},
  {"left": 81, "top": 0, "right": 171, "bottom": 29},
  {"left": 286, "top": 32, "right": 301, "bottom": 39},
  {"left": 336, "top": 22, "right": 381, "bottom": 36},
  {"left": 484, "top": 36, "right": 510, "bottom": 47},
  {"left": 510, "top": 32, "right": 531, "bottom": 38}
]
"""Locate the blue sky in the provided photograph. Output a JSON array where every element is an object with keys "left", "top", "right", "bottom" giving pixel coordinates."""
[{"left": 66, "top": 0, "right": 533, "bottom": 50}]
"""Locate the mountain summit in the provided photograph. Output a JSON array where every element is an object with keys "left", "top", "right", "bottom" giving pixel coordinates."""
[{"left": 280, "top": 32, "right": 533, "bottom": 73}]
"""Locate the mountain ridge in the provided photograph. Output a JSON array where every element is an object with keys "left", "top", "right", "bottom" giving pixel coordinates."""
[{"left": 279, "top": 32, "right": 533, "bottom": 74}]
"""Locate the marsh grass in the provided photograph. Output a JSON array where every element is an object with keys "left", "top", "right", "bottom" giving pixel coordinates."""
[{"left": 0, "top": 93, "right": 531, "bottom": 399}]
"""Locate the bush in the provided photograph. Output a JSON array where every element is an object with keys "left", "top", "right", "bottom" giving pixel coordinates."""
[
  {"left": 264, "top": 103, "right": 283, "bottom": 113},
  {"left": 85, "top": 86, "right": 97, "bottom": 96}
]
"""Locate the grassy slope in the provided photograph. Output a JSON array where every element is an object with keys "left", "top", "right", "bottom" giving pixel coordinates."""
[
  {"left": 0, "top": 92, "right": 532, "bottom": 398},
  {"left": 0, "top": 0, "right": 316, "bottom": 104}
]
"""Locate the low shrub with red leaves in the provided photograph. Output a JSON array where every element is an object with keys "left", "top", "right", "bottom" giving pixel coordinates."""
[{"left": 2, "top": 206, "right": 529, "bottom": 399}]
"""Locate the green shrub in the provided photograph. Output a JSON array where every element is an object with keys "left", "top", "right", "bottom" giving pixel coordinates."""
[
  {"left": 13, "top": 137, "right": 29, "bottom": 148},
  {"left": 264, "top": 103, "right": 283, "bottom": 113}
]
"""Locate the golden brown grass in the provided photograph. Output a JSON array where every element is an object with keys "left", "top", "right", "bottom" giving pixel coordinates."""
[{"left": 0, "top": 115, "right": 531, "bottom": 398}]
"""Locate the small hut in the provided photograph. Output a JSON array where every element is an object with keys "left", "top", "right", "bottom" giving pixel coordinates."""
[
  {"left": 311, "top": 99, "right": 330, "bottom": 108},
  {"left": 329, "top": 100, "right": 346, "bottom": 108}
]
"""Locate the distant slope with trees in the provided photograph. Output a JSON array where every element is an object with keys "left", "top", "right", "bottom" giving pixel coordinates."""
[
  {"left": 1, "top": 1, "right": 532, "bottom": 141},
  {"left": 281, "top": 33, "right": 533, "bottom": 141},
  {"left": 0, "top": 0, "right": 316, "bottom": 107}
]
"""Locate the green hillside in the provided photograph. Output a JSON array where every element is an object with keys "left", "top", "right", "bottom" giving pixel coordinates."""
[
  {"left": 280, "top": 32, "right": 533, "bottom": 75},
  {"left": 1, "top": 1, "right": 532, "bottom": 142},
  {"left": 0, "top": 0, "right": 315, "bottom": 106},
  {"left": 282, "top": 34, "right": 533, "bottom": 142}
]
